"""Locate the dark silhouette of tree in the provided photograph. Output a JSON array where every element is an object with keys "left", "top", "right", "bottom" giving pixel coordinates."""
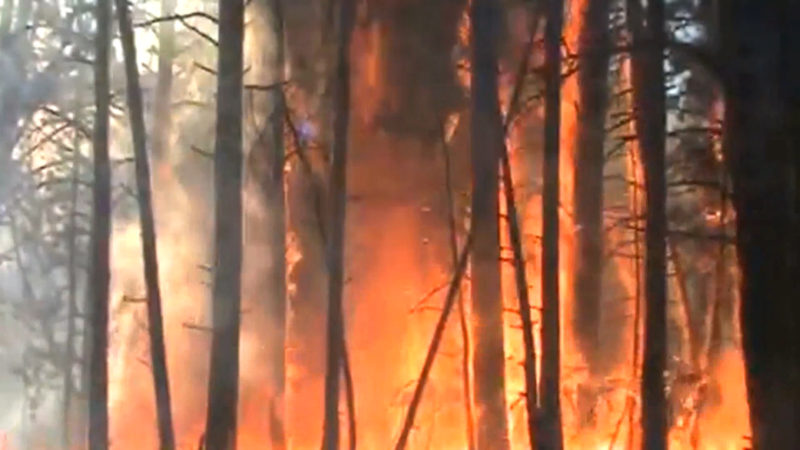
[
  {"left": 718, "top": 2, "right": 800, "bottom": 447},
  {"left": 321, "top": 0, "right": 355, "bottom": 447},
  {"left": 628, "top": 0, "right": 668, "bottom": 448},
  {"left": 539, "top": 0, "right": 565, "bottom": 448},
  {"left": 469, "top": 0, "right": 510, "bottom": 448},
  {"left": 88, "top": 0, "right": 112, "bottom": 447},
  {"left": 573, "top": 0, "right": 611, "bottom": 426},
  {"left": 204, "top": 0, "right": 245, "bottom": 446},
  {"left": 115, "top": 0, "right": 176, "bottom": 447}
]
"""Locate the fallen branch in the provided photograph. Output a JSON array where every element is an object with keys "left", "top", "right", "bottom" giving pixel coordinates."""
[{"left": 393, "top": 232, "right": 474, "bottom": 450}]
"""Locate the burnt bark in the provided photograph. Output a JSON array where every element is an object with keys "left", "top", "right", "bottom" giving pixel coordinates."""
[
  {"left": 718, "top": 2, "right": 800, "bottom": 448},
  {"left": 87, "top": 0, "right": 111, "bottom": 446},
  {"left": 469, "top": 0, "right": 510, "bottom": 449},
  {"left": 573, "top": 0, "right": 611, "bottom": 380},
  {"left": 115, "top": 0, "right": 176, "bottom": 447},
  {"left": 204, "top": 0, "right": 245, "bottom": 446},
  {"left": 628, "top": 0, "right": 668, "bottom": 448},
  {"left": 321, "top": 0, "right": 356, "bottom": 447},
  {"left": 539, "top": 0, "right": 564, "bottom": 448}
]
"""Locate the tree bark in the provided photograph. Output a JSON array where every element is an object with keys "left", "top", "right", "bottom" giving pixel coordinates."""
[
  {"left": 87, "top": 0, "right": 112, "bottom": 446},
  {"left": 321, "top": 0, "right": 355, "bottom": 447},
  {"left": 628, "top": 0, "right": 668, "bottom": 448},
  {"left": 718, "top": 3, "right": 800, "bottom": 448},
  {"left": 539, "top": 0, "right": 564, "bottom": 448},
  {"left": 573, "top": 0, "right": 611, "bottom": 381},
  {"left": 115, "top": 1, "right": 176, "bottom": 447},
  {"left": 204, "top": 0, "right": 245, "bottom": 446},
  {"left": 469, "top": 0, "right": 510, "bottom": 449}
]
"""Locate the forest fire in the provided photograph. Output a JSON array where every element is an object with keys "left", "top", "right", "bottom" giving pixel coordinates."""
[{"left": 4, "top": 0, "right": 791, "bottom": 449}]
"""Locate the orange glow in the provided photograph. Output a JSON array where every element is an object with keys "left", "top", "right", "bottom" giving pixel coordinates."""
[{"left": 95, "top": 2, "right": 750, "bottom": 449}]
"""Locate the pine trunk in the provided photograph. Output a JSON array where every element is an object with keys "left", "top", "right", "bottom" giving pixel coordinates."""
[
  {"left": 87, "top": 0, "right": 112, "bottom": 446},
  {"left": 628, "top": 0, "right": 668, "bottom": 448},
  {"left": 573, "top": 0, "right": 610, "bottom": 379},
  {"left": 470, "top": 0, "right": 510, "bottom": 448},
  {"left": 539, "top": 0, "right": 565, "bottom": 448},
  {"left": 204, "top": 0, "right": 245, "bottom": 446},
  {"left": 115, "top": 1, "right": 176, "bottom": 447},
  {"left": 321, "top": 0, "right": 356, "bottom": 447},
  {"left": 719, "top": 3, "right": 800, "bottom": 447}
]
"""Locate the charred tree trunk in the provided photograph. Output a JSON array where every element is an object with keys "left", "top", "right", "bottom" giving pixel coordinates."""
[
  {"left": 204, "top": 0, "right": 245, "bottom": 446},
  {"left": 572, "top": 0, "right": 611, "bottom": 429},
  {"left": 469, "top": 0, "right": 510, "bottom": 449},
  {"left": 573, "top": 0, "right": 610, "bottom": 382},
  {"left": 539, "top": 0, "right": 565, "bottom": 448},
  {"left": 628, "top": 0, "right": 668, "bottom": 448},
  {"left": 151, "top": 0, "right": 175, "bottom": 163},
  {"left": 115, "top": 1, "right": 176, "bottom": 448},
  {"left": 718, "top": 3, "right": 800, "bottom": 448},
  {"left": 321, "top": 0, "right": 355, "bottom": 447},
  {"left": 87, "top": 0, "right": 111, "bottom": 446}
]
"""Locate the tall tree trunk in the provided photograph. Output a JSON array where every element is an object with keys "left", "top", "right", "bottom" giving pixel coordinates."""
[
  {"left": 718, "top": 3, "right": 800, "bottom": 448},
  {"left": 573, "top": 0, "right": 610, "bottom": 380},
  {"left": 115, "top": 1, "right": 176, "bottom": 448},
  {"left": 151, "top": 0, "right": 175, "bottom": 163},
  {"left": 540, "top": 1, "right": 565, "bottom": 449},
  {"left": 572, "top": 0, "right": 611, "bottom": 429},
  {"left": 321, "top": 0, "right": 355, "bottom": 447},
  {"left": 204, "top": 0, "right": 245, "bottom": 446},
  {"left": 88, "top": 0, "right": 112, "bottom": 446},
  {"left": 628, "top": 0, "right": 667, "bottom": 448},
  {"left": 245, "top": 0, "right": 287, "bottom": 446},
  {"left": 469, "top": 0, "right": 510, "bottom": 449}
]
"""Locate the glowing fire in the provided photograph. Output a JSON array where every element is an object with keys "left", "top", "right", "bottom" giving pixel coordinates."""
[{"left": 94, "top": 1, "right": 751, "bottom": 449}]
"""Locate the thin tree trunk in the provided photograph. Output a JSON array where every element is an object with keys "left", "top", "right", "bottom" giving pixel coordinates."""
[
  {"left": 539, "top": 0, "right": 564, "bottom": 448},
  {"left": 628, "top": 0, "right": 668, "bottom": 448},
  {"left": 573, "top": 0, "right": 611, "bottom": 398},
  {"left": 87, "top": 0, "right": 112, "bottom": 445},
  {"left": 151, "top": 0, "right": 175, "bottom": 163},
  {"left": 501, "top": 149, "right": 539, "bottom": 448},
  {"left": 470, "top": 0, "right": 510, "bottom": 448},
  {"left": 115, "top": 1, "right": 176, "bottom": 447},
  {"left": 204, "top": 0, "right": 245, "bottom": 445},
  {"left": 501, "top": 11, "right": 543, "bottom": 445},
  {"left": 440, "top": 130, "right": 476, "bottom": 450},
  {"left": 321, "top": 0, "right": 355, "bottom": 447},
  {"left": 394, "top": 234, "right": 473, "bottom": 450}
]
